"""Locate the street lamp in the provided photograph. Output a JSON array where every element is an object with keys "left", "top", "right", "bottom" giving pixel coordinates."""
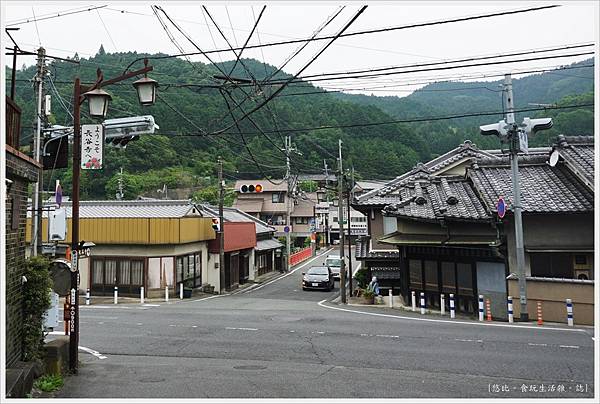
[
  {"left": 83, "top": 88, "right": 112, "bottom": 118},
  {"left": 69, "top": 59, "right": 156, "bottom": 373},
  {"left": 133, "top": 76, "right": 158, "bottom": 105}
]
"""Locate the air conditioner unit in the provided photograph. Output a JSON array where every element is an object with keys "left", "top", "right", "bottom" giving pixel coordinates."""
[{"left": 573, "top": 269, "right": 591, "bottom": 280}]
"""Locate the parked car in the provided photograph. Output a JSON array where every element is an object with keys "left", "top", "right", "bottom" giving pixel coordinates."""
[
  {"left": 324, "top": 255, "right": 343, "bottom": 280},
  {"left": 302, "top": 266, "right": 334, "bottom": 291}
]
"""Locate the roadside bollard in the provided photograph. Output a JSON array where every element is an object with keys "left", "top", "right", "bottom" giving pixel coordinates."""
[
  {"left": 140, "top": 286, "right": 145, "bottom": 304},
  {"left": 420, "top": 292, "right": 425, "bottom": 315},
  {"left": 180, "top": 283, "right": 184, "bottom": 300},
  {"left": 114, "top": 286, "right": 118, "bottom": 305},
  {"left": 388, "top": 289, "right": 393, "bottom": 308},
  {"left": 566, "top": 299, "right": 573, "bottom": 326},
  {"left": 478, "top": 295, "right": 484, "bottom": 321},
  {"left": 411, "top": 291, "right": 416, "bottom": 312},
  {"left": 449, "top": 294, "right": 455, "bottom": 319},
  {"left": 440, "top": 294, "right": 445, "bottom": 316},
  {"left": 507, "top": 296, "right": 514, "bottom": 323},
  {"left": 85, "top": 289, "right": 90, "bottom": 306},
  {"left": 486, "top": 298, "right": 492, "bottom": 321},
  {"left": 537, "top": 301, "right": 543, "bottom": 326},
  {"left": 165, "top": 286, "right": 169, "bottom": 302}
]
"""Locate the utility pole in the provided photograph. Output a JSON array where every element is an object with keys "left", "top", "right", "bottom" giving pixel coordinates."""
[
  {"left": 32, "top": 46, "right": 46, "bottom": 256},
  {"left": 347, "top": 166, "right": 355, "bottom": 294},
  {"left": 338, "top": 139, "right": 347, "bottom": 304},
  {"left": 285, "top": 135, "right": 292, "bottom": 272},
  {"left": 504, "top": 74, "right": 528, "bottom": 322},
  {"left": 324, "top": 159, "right": 330, "bottom": 247},
  {"left": 480, "top": 74, "right": 552, "bottom": 322},
  {"left": 218, "top": 156, "right": 225, "bottom": 292}
]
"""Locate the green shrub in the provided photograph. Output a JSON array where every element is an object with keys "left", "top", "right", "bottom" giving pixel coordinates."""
[
  {"left": 34, "top": 374, "right": 64, "bottom": 392},
  {"left": 353, "top": 267, "right": 369, "bottom": 289},
  {"left": 22, "top": 256, "right": 53, "bottom": 362},
  {"left": 362, "top": 289, "right": 375, "bottom": 299}
]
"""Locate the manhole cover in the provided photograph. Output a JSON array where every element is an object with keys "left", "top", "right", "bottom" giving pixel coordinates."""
[{"left": 233, "top": 365, "right": 267, "bottom": 370}]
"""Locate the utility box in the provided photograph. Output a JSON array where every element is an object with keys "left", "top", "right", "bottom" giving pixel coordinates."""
[
  {"left": 48, "top": 207, "right": 67, "bottom": 241},
  {"left": 43, "top": 292, "right": 60, "bottom": 330}
]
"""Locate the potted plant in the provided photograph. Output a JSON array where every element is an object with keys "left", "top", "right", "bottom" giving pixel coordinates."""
[{"left": 359, "top": 288, "right": 375, "bottom": 305}]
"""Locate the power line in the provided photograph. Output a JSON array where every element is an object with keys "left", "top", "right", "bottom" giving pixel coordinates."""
[
  {"left": 124, "top": 5, "right": 562, "bottom": 63},
  {"left": 155, "top": 103, "right": 593, "bottom": 137},
  {"left": 210, "top": 6, "right": 368, "bottom": 136},
  {"left": 6, "top": 5, "right": 108, "bottom": 26}
]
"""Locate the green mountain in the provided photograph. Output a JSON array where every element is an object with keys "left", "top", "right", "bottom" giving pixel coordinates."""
[{"left": 6, "top": 52, "right": 594, "bottom": 201}]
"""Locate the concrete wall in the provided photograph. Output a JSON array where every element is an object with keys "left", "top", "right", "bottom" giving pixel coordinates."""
[
  {"left": 207, "top": 253, "right": 220, "bottom": 292},
  {"left": 476, "top": 261, "right": 507, "bottom": 320},
  {"left": 507, "top": 277, "right": 594, "bottom": 325}
]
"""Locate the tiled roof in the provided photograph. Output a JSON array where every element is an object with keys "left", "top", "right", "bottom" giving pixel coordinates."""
[
  {"left": 553, "top": 135, "right": 594, "bottom": 190},
  {"left": 355, "top": 236, "right": 399, "bottom": 260},
  {"left": 32, "top": 199, "right": 200, "bottom": 218},
  {"left": 355, "top": 140, "right": 500, "bottom": 206},
  {"left": 468, "top": 160, "right": 594, "bottom": 214},
  {"left": 382, "top": 176, "right": 491, "bottom": 221}
]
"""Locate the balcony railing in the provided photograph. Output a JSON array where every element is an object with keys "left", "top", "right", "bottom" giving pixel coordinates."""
[{"left": 6, "top": 96, "right": 21, "bottom": 149}]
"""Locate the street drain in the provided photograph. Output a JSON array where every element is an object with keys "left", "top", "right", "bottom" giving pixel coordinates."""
[{"left": 233, "top": 365, "right": 267, "bottom": 370}]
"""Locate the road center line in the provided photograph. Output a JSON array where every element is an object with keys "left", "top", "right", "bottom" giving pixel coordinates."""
[
  {"left": 226, "top": 327, "right": 258, "bottom": 331},
  {"left": 559, "top": 345, "right": 580, "bottom": 349},
  {"left": 528, "top": 343, "right": 547, "bottom": 346},
  {"left": 317, "top": 300, "right": 587, "bottom": 334}
]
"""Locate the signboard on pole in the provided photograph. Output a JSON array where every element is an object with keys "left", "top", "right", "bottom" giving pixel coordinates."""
[
  {"left": 70, "top": 250, "right": 78, "bottom": 272},
  {"left": 81, "top": 124, "right": 104, "bottom": 169},
  {"left": 497, "top": 196, "right": 506, "bottom": 219}
]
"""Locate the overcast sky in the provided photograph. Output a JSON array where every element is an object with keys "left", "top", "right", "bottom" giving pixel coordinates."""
[{"left": 2, "top": 1, "right": 598, "bottom": 96}]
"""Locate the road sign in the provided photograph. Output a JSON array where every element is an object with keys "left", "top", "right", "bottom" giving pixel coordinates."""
[
  {"left": 283, "top": 226, "right": 290, "bottom": 233},
  {"left": 70, "top": 250, "right": 78, "bottom": 272},
  {"left": 497, "top": 196, "right": 506, "bottom": 219}
]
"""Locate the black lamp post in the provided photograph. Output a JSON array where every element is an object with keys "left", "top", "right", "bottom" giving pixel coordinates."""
[{"left": 69, "top": 59, "right": 157, "bottom": 372}]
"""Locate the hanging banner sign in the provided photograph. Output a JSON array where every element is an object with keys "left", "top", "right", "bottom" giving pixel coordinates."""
[{"left": 81, "top": 124, "right": 104, "bottom": 169}]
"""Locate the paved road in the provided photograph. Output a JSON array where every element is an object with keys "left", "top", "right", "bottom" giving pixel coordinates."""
[{"left": 55, "top": 247, "right": 595, "bottom": 399}]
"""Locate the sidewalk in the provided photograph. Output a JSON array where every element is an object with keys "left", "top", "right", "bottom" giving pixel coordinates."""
[{"left": 329, "top": 295, "right": 594, "bottom": 331}]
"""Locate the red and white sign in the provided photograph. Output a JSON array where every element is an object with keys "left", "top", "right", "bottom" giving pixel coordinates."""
[{"left": 81, "top": 124, "right": 104, "bottom": 169}]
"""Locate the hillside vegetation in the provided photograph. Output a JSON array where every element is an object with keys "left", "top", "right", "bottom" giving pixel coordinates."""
[{"left": 7, "top": 51, "right": 594, "bottom": 200}]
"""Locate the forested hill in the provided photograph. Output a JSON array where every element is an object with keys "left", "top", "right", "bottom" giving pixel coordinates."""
[
  {"left": 335, "top": 58, "right": 594, "bottom": 154},
  {"left": 7, "top": 51, "right": 594, "bottom": 201}
]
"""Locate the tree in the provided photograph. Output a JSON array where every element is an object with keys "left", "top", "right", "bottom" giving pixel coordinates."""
[{"left": 97, "top": 44, "right": 106, "bottom": 56}]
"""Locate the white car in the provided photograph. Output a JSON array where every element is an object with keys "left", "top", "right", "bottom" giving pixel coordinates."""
[{"left": 324, "top": 255, "right": 343, "bottom": 280}]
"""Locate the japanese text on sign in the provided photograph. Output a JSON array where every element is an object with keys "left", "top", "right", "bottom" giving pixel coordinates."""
[{"left": 81, "top": 124, "right": 104, "bottom": 170}]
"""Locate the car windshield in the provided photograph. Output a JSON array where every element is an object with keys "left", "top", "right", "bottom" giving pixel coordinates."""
[
  {"left": 325, "top": 258, "right": 342, "bottom": 267},
  {"left": 308, "top": 267, "right": 329, "bottom": 275}
]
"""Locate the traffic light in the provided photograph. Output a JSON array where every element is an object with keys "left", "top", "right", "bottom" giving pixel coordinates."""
[
  {"left": 479, "top": 119, "right": 510, "bottom": 142},
  {"left": 211, "top": 218, "right": 220, "bottom": 231},
  {"left": 104, "top": 115, "right": 158, "bottom": 149},
  {"left": 521, "top": 117, "right": 553, "bottom": 135},
  {"left": 239, "top": 184, "right": 263, "bottom": 193}
]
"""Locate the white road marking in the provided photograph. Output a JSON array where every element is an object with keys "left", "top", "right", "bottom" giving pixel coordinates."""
[
  {"left": 376, "top": 334, "right": 400, "bottom": 339},
  {"left": 142, "top": 304, "right": 160, "bottom": 307},
  {"left": 79, "top": 346, "right": 107, "bottom": 360},
  {"left": 186, "top": 294, "right": 230, "bottom": 303},
  {"left": 98, "top": 322, "right": 104, "bottom": 325},
  {"left": 314, "top": 331, "right": 325, "bottom": 334},
  {"left": 226, "top": 327, "right": 258, "bottom": 331},
  {"left": 289, "top": 330, "right": 296, "bottom": 333},
  {"left": 192, "top": 325, "right": 198, "bottom": 328},
  {"left": 456, "top": 338, "right": 474, "bottom": 342},
  {"left": 169, "top": 324, "right": 176, "bottom": 327},
  {"left": 137, "top": 323, "right": 143, "bottom": 326},
  {"left": 317, "top": 300, "right": 587, "bottom": 334},
  {"left": 559, "top": 345, "right": 580, "bottom": 349},
  {"left": 528, "top": 343, "right": 548, "bottom": 347},
  {"left": 245, "top": 247, "right": 334, "bottom": 293}
]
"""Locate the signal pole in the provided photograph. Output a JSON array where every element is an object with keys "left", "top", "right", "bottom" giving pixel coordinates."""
[
  {"left": 338, "top": 139, "right": 347, "bottom": 304},
  {"left": 504, "top": 74, "right": 528, "bottom": 322},
  {"left": 218, "top": 156, "right": 225, "bottom": 292}
]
